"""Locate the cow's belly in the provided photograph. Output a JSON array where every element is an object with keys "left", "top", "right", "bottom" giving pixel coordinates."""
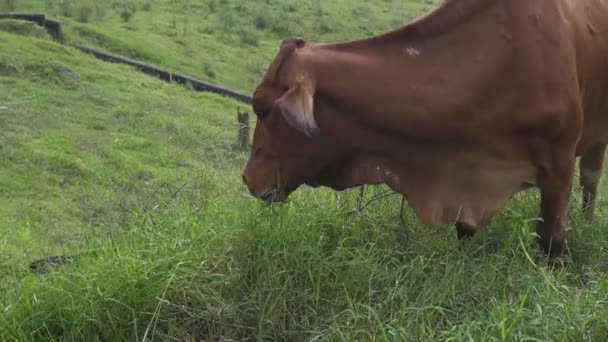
[
  {"left": 333, "top": 146, "right": 538, "bottom": 229},
  {"left": 386, "top": 150, "right": 537, "bottom": 228}
]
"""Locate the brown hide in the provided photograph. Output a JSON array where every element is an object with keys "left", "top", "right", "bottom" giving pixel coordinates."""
[{"left": 242, "top": 0, "right": 608, "bottom": 251}]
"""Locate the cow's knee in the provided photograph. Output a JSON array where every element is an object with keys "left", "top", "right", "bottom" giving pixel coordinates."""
[
  {"left": 455, "top": 222, "right": 476, "bottom": 240},
  {"left": 579, "top": 143, "right": 606, "bottom": 220}
]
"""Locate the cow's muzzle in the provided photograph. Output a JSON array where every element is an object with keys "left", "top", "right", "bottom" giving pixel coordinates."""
[
  {"left": 259, "top": 189, "right": 287, "bottom": 203},
  {"left": 242, "top": 174, "right": 287, "bottom": 203}
]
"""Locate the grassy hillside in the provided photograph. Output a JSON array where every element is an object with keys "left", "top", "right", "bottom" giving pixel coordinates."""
[
  {"left": 2, "top": 0, "right": 438, "bottom": 93},
  {"left": 2, "top": 1, "right": 608, "bottom": 341}
]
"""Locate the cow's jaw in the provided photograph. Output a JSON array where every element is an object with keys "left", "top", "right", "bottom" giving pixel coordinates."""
[{"left": 306, "top": 155, "right": 392, "bottom": 191}]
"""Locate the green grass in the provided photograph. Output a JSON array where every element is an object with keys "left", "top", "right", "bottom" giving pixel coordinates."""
[
  {"left": 2, "top": 2, "right": 608, "bottom": 341},
  {"left": 0, "top": 19, "right": 48, "bottom": 38},
  {"left": 5, "top": 0, "right": 438, "bottom": 93}
]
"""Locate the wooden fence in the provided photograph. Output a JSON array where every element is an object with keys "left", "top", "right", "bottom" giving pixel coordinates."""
[
  {"left": 1, "top": 13, "right": 253, "bottom": 150},
  {"left": 0, "top": 13, "right": 63, "bottom": 40},
  {"left": 69, "top": 43, "right": 253, "bottom": 104}
]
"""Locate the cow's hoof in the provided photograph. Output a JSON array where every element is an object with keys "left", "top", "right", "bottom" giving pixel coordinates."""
[
  {"left": 455, "top": 222, "right": 476, "bottom": 241},
  {"left": 537, "top": 235, "right": 567, "bottom": 261}
]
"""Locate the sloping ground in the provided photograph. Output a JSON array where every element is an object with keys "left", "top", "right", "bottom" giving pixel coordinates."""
[
  {"left": 0, "top": 25, "right": 245, "bottom": 267},
  {"left": 4, "top": 0, "right": 440, "bottom": 93},
  {"left": 2, "top": 10, "right": 608, "bottom": 342}
]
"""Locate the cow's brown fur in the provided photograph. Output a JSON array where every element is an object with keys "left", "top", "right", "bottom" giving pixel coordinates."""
[{"left": 242, "top": 0, "right": 608, "bottom": 258}]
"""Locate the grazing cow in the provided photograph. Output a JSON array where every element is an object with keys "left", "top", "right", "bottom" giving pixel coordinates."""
[{"left": 241, "top": 0, "right": 608, "bottom": 258}]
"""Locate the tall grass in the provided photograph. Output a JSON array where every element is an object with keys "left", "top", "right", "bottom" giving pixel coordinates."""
[
  {"left": 1, "top": 0, "right": 19, "bottom": 12},
  {"left": 2, "top": 1, "right": 608, "bottom": 340}
]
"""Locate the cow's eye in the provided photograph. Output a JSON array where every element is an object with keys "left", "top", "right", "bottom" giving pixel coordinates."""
[{"left": 253, "top": 103, "right": 271, "bottom": 119}]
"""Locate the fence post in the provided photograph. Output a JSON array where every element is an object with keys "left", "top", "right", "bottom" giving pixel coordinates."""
[
  {"left": 237, "top": 107, "right": 250, "bottom": 150},
  {"left": 44, "top": 19, "right": 63, "bottom": 42}
]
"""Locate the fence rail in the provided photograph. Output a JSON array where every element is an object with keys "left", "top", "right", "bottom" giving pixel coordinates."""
[
  {"left": 69, "top": 43, "right": 253, "bottom": 104},
  {"left": 0, "top": 13, "right": 253, "bottom": 105},
  {"left": 0, "top": 13, "right": 62, "bottom": 40}
]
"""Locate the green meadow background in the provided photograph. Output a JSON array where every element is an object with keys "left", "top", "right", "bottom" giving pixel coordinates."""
[{"left": 1, "top": 0, "right": 607, "bottom": 340}]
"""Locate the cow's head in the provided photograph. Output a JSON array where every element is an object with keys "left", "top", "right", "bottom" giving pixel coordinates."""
[{"left": 241, "top": 37, "right": 349, "bottom": 202}]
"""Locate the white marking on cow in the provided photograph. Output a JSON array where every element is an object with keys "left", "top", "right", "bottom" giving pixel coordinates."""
[{"left": 406, "top": 47, "right": 421, "bottom": 56}]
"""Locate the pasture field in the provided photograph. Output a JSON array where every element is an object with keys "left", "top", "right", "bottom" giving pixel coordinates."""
[
  {"left": 3, "top": 0, "right": 437, "bottom": 93},
  {"left": 1, "top": 1, "right": 608, "bottom": 341}
]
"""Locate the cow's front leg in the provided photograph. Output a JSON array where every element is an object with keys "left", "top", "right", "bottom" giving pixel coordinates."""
[
  {"left": 455, "top": 221, "right": 476, "bottom": 240},
  {"left": 536, "top": 150, "right": 576, "bottom": 258}
]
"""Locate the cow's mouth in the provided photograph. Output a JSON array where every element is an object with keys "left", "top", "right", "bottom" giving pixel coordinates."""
[
  {"left": 306, "top": 179, "right": 321, "bottom": 188},
  {"left": 259, "top": 188, "right": 287, "bottom": 203}
]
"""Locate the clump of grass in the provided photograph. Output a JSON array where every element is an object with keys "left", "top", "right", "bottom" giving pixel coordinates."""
[
  {"left": 218, "top": 7, "right": 236, "bottom": 39},
  {"left": 120, "top": 9, "right": 133, "bottom": 23},
  {"left": 58, "top": 1, "right": 72, "bottom": 17},
  {"left": 71, "top": 25, "right": 158, "bottom": 62},
  {"left": 142, "top": 1, "right": 152, "bottom": 11},
  {"left": 253, "top": 14, "right": 268, "bottom": 30},
  {"left": 238, "top": 29, "right": 259, "bottom": 47},
  {"left": 93, "top": 2, "right": 106, "bottom": 20},
  {"left": 69, "top": 1, "right": 107, "bottom": 22},
  {"left": 118, "top": 4, "right": 136, "bottom": 23},
  {"left": 206, "top": 0, "right": 216, "bottom": 13},
  {"left": 0, "top": 19, "right": 47, "bottom": 38},
  {"left": 1, "top": 0, "right": 19, "bottom": 11},
  {"left": 77, "top": 3, "right": 94, "bottom": 23},
  {"left": 202, "top": 62, "right": 216, "bottom": 79}
]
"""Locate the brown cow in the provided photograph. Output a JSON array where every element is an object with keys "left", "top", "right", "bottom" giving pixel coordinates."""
[{"left": 242, "top": 0, "right": 608, "bottom": 258}]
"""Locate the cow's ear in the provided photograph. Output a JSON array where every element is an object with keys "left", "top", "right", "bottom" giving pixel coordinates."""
[{"left": 275, "top": 84, "right": 318, "bottom": 137}]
